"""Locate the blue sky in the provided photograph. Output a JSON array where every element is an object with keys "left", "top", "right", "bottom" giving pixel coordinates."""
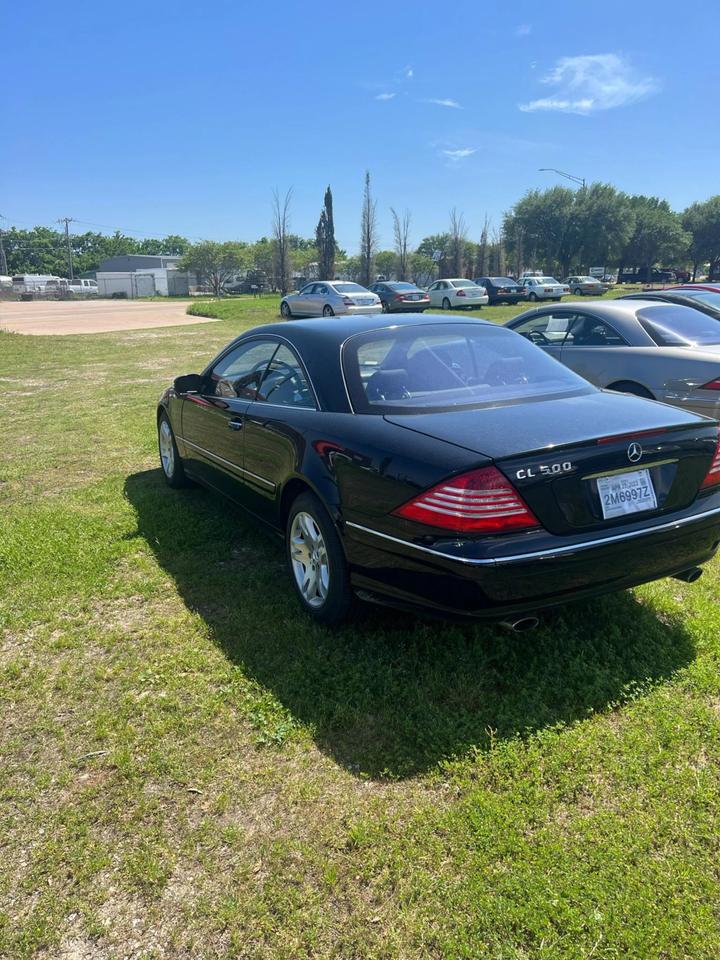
[{"left": 3, "top": 0, "right": 718, "bottom": 254}]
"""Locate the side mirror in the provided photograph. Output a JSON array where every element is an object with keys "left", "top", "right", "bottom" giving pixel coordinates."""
[{"left": 174, "top": 373, "right": 205, "bottom": 394}]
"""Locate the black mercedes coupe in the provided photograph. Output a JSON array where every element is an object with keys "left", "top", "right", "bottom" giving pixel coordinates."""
[{"left": 157, "top": 314, "right": 720, "bottom": 627}]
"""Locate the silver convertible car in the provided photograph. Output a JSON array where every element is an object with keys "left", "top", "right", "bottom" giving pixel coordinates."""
[
  {"left": 506, "top": 299, "right": 720, "bottom": 420},
  {"left": 280, "top": 281, "right": 381, "bottom": 319}
]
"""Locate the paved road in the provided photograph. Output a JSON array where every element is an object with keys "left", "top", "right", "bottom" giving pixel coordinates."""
[{"left": 0, "top": 299, "right": 222, "bottom": 335}]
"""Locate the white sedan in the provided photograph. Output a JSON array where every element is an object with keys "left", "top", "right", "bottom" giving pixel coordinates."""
[
  {"left": 519, "top": 276, "right": 570, "bottom": 302},
  {"left": 427, "top": 278, "right": 489, "bottom": 310}
]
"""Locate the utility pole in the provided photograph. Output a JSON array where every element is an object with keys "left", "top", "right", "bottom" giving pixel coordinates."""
[
  {"left": 57, "top": 216, "right": 75, "bottom": 280},
  {"left": 0, "top": 214, "right": 7, "bottom": 276}
]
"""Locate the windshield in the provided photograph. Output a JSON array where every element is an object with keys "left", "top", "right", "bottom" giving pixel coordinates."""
[
  {"left": 638, "top": 305, "right": 720, "bottom": 347},
  {"left": 333, "top": 282, "right": 368, "bottom": 294},
  {"left": 342, "top": 323, "right": 590, "bottom": 414}
]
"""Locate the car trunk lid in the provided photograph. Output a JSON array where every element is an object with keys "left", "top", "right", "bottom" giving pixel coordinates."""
[{"left": 384, "top": 391, "right": 719, "bottom": 535}]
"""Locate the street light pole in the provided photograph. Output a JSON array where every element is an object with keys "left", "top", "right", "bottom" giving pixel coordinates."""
[
  {"left": 539, "top": 168, "right": 586, "bottom": 189},
  {"left": 57, "top": 217, "right": 75, "bottom": 280}
]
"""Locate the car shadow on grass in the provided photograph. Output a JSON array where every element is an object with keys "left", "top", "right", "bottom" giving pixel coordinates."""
[{"left": 124, "top": 469, "right": 696, "bottom": 780}]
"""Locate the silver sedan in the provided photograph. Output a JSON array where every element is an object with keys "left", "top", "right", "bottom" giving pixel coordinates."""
[
  {"left": 505, "top": 299, "right": 720, "bottom": 420},
  {"left": 280, "top": 281, "right": 381, "bottom": 318}
]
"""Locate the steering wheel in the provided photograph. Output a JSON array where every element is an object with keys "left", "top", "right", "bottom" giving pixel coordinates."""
[
  {"left": 525, "top": 329, "right": 550, "bottom": 346},
  {"left": 261, "top": 360, "right": 302, "bottom": 400}
]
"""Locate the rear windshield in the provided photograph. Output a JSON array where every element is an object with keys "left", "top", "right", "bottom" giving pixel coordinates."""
[
  {"left": 489, "top": 277, "right": 515, "bottom": 284},
  {"left": 450, "top": 280, "right": 477, "bottom": 288},
  {"left": 333, "top": 282, "right": 367, "bottom": 294},
  {"left": 389, "top": 282, "right": 419, "bottom": 290},
  {"left": 638, "top": 305, "right": 720, "bottom": 347},
  {"left": 342, "top": 323, "right": 590, "bottom": 414},
  {"left": 675, "top": 289, "right": 720, "bottom": 307}
]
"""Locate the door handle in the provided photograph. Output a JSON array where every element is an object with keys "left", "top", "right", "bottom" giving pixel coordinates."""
[{"left": 228, "top": 418, "right": 244, "bottom": 431}]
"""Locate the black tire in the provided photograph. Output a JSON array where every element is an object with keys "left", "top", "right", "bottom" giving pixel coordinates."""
[
  {"left": 323, "top": 304, "right": 335, "bottom": 317},
  {"left": 280, "top": 301, "right": 292, "bottom": 319},
  {"left": 528, "top": 292, "right": 538, "bottom": 302},
  {"left": 286, "top": 492, "right": 353, "bottom": 625},
  {"left": 573, "top": 288, "right": 583, "bottom": 296},
  {"left": 442, "top": 297, "right": 451, "bottom": 310},
  {"left": 381, "top": 300, "right": 390, "bottom": 313},
  {"left": 606, "top": 381, "right": 655, "bottom": 400},
  {"left": 158, "top": 412, "right": 190, "bottom": 488}
]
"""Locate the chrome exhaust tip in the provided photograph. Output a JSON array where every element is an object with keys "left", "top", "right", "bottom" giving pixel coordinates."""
[
  {"left": 500, "top": 615, "right": 540, "bottom": 633},
  {"left": 672, "top": 567, "right": 703, "bottom": 584}
]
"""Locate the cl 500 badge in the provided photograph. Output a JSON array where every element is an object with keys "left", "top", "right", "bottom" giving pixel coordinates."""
[{"left": 516, "top": 461, "right": 574, "bottom": 480}]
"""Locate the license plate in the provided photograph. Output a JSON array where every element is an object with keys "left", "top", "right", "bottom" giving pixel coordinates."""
[{"left": 597, "top": 469, "right": 657, "bottom": 520}]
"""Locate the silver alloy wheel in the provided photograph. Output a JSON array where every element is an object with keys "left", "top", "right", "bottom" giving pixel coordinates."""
[
  {"left": 290, "top": 511, "right": 329, "bottom": 608},
  {"left": 442, "top": 297, "right": 451, "bottom": 310},
  {"left": 159, "top": 418, "right": 175, "bottom": 477}
]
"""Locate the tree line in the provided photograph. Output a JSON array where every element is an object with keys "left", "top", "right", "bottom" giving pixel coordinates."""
[{"left": 4, "top": 177, "right": 720, "bottom": 292}]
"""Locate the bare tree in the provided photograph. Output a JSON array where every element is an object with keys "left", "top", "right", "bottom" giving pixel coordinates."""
[
  {"left": 272, "top": 187, "right": 293, "bottom": 296},
  {"left": 448, "top": 207, "right": 467, "bottom": 276},
  {"left": 359, "top": 171, "right": 378, "bottom": 287},
  {"left": 391, "top": 207, "right": 411, "bottom": 281}
]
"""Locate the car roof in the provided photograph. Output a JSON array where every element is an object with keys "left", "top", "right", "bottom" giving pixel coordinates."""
[
  {"left": 246, "top": 312, "right": 494, "bottom": 347},
  {"left": 508, "top": 298, "right": 692, "bottom": 327}
]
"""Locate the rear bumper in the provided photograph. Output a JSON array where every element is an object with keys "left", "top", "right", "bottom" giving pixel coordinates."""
[
  {"left": 343, "top": 497, "right": 720, "bottom": 619},
  {"left": 343, "top": 304, "right": 382, "bottom": 315},
  {"left": 388, "top": 301, "right": 430, "bottom": 312},
  {"left": 489, "top": 293, "right": 527, "bottom": 304}
]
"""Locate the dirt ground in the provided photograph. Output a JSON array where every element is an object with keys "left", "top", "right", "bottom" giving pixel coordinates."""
[{"left": 0, "top": 298, "right": 221, "bottom": 335}]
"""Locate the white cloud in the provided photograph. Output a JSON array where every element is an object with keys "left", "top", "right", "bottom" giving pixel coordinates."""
[
  {"left": 375, "top": 92, "right": 396, "bottom": 101},
  {"left": 442, "top": 148, "right": 476, "bottom": 160},
  {"left": 422, "top": 98, "right": 462, "bottom": 109},
  {"left": 516, "top": 23, "right": 531, "bottom": 36},
  {"left": 519, "top": 53, "right": 660, "bottom": 115},
  {"left": 403, "top": 65, "right": 414, "bottom": 79}
]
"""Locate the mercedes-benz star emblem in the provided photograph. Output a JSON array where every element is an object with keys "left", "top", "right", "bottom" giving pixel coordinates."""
[{"left": 627, "top": 441, "right": 643, "bottom": 463}]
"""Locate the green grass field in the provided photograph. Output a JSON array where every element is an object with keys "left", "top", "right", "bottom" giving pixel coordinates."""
[{"left": 3, "top": 295, "right": 720, "bottom": 958}]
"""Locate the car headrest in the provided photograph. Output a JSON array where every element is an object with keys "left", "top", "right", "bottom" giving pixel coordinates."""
[{"left": 366, "top": 368, "right": 410, "bottom": 401}]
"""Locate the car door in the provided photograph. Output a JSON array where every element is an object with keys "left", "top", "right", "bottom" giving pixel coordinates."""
[
  {"left": 180, "top": 338, "right": 280, "bottom": 499},
  {"left": 427, "top": 281, "right": 444, "bottom": 307},
  {"left": 314, "top": 283, "right": 331, "bottom": 314},
  {"left": 510, "top": 309, "right": 579, "bottom": 363},
  {"left": 559, "top": 314, "right": 630, "bottom": 387},
  {"left": 239, "top": 343, "right": 318, "bottom": 523},
  {"left": 292, "top": 284, "right": 317, "bottom": 316}
]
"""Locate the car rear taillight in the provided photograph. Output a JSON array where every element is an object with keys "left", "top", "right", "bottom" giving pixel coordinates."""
[
  {"left": 544, "top": 287, "right": 553, "bottom": 292},
  {"left": 456, "top": 289, "right": 466, "bottom": 297},
  {"left": 701, "top": 378, "right": 720, "bottom": 390},
  {"left": 342, "top": 297, "right": 354, "bottom": 305},
  {"left": 394, "top": 294, "right": 404, "bottom": 301},
  {"left": 702, "top": 435, "right": 720, "bottom": 488},
  {"left": 392, "top": 466, "right": 540, "bottom": 533}
]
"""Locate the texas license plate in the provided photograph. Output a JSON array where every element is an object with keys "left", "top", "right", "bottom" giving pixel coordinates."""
[{"left": 597, "top": 469, "right": 657, "bottom": 519}]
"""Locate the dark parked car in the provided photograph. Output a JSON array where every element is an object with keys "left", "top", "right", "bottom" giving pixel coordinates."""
[
  {"left": 370, "top": 281, "right": 430, "bottom": 313},
  {"left": 157, "top": 314, "right": 720, "bottom": 627},
  {"left": 473, "top": 277, "right": 527, "bottom": 305},
  {"left": 618, "top": 287, "right": 720, "bottom": 322}
]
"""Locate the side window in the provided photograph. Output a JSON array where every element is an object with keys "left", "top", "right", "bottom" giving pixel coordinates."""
[
  {"left": 513, "top": 312, "right": 577, "bottom": 345},
  {"left": 257, "top": 344, "right": 315, "bottom": 408},
  {"left": 428, "top": 282, "right": 438, "bottom": 291},
  {"left": 208, "top": 340, "right": 279, "bottom": 399},
  {"left": 564, "top": 316, "right": 627, "bottom": 347},
  {"left": 301, "top": 284, "right": 315, "bottom": 294},
  {"left": 317, "top": 284, "right": 329, "bottom": 295}
]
